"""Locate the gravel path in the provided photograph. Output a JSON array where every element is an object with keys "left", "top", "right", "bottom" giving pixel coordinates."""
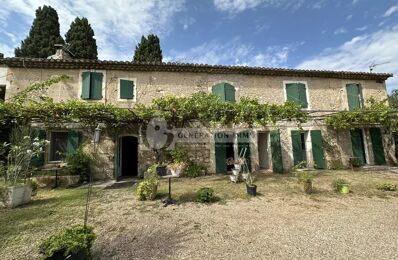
[{"left": 92, "top": 194, "right": 398, "bottom": 259}]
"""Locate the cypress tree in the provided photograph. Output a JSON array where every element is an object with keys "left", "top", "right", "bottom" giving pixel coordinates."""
[
  {"left": 133, "top": 34, "right": 163, "bottom": 62},
  {"left": 15, "top": 5, "right": 64, "bottom": 58},
  {"left": 65, "top": 17, "right": 98, "bottom": 59}
]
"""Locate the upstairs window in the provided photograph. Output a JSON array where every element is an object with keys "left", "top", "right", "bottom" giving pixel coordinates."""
[
  {"left": 81, "top": 71, "right": 103, "bottom": 100},
  {"left": 346, "top": 83, "right": 362, "bottom": 111},
  {"left": 119, "top": 79, "right": 135, "bottom": 100},
  {"left": 212, "top": 83, "right": 236, "bottom": 103},
  {"left": 285, "top": 82, "right": 308, "bottom": 108}
]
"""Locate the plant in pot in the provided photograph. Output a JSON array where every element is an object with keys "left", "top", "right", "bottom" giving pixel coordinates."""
[
  {"left": 332, "top": 178, "right": 350, "bottom": 194},
  {"left": 0, "top": 127, "right": 48, "bottom": 208},
  {"left": 154, "top": 149, "right": 170, "bottom": 176},
  {"left": 296, "top": 171, "right": 315, "bottom": 194},
  {"left": 136, "top": 164, "right": 160, "bottom": 200},
  {"left": 246, "top": 172, "right": 257, "bottom": 196},
  {"left": 39, "top": 224, "right": 96, "bottom": 260},
  {"left": 168, "top": 148, "right": 187, "bottom": 177}
]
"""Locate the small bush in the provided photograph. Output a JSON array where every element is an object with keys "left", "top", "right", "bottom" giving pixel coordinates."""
[
  {"left": 329, "top": 159, "right": 344, "bottom": 170},
  {"left": 295, "top": 171, "right": 315, "bottom": 183},
  {"left": 332, "top": 178, "right": 349, "bottom": 192},
  {"left": 136, "top": 180, "right": 157, "bottom": 200},
  {"left": 184, "top": 162, "right": 207, "bottom": 178},
  {"left": 377, "top": 182, "right": 397, "bottom": 191},
  {"left": 196, "top": 187, "right": 215, "bottom": 203},
  {"left": 65, "top": 147, "right": 93, "bottom": 182},
  {"left": 350, "top": 158, "right": 363, "bottom": 168},
  {"left": 39, "top": 225, "right": 96, "bottom": 259},
  {"left": 170, "top": 147, "right": 188, "bottom": 163}
]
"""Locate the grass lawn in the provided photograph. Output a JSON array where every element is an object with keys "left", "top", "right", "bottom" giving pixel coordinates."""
[{"left": 1, "top": 170, "right": 397, "bottom": 259}]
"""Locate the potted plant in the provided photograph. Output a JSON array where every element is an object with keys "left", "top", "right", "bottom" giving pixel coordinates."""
[
  {"left": 39, "top": 225, "right": 96, "bottom": 260},
  {"left": 168, "top": 162, "right": 186, "bottom": 177},
  {"left": 246, "top": 172, "right": 257, "bottom": 196},
  {"left": 332, "top": 179, "right": 350, "bottom": 194},
  {"left": 296, "top": 171, "right": 315, "bottom": 194},
  {"left": 168, "top": 148, "right": 188, "bottom": 177},
  {"left": 0, "top": 128, "right": 48, "bottom": 208}
]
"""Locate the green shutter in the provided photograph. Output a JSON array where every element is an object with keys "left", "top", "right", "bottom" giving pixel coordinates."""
[
  {"left": 81, "top": 72, "right": 91, "bottom": 99},
  {"left": 238, "top": 131, "right": 251, "bottom": 172},
  {"left": 120, "top": 79, "right": 134, "bottom": 99},
  {"left": 224, "top": 83, "right": 236, "bottom": 103},
  {"left": 215, "top": 145, "right": 227, "bottom": 174},
  {"left": 212, "top": 83, "right": 226, "bottom": 102},
  {"left": 346, "top": 84, "right": 361, "bottom": 111},
  {"left": 270, "top": 130, "right": 283, "bottom": 173},
  {"left": 310, "top": 130, "right": 325, "bottom": 169},
  {"left": 298, "top": 83, "right": 308, "bottom": 108},
  {"left": 66, "top": 129, "right": 81, "bottom": 154},
  {"left": 350, "top": 128, "right": 366, "bottom": 165},
  {"left": 90, "top": 72, "right": 103, "bottom": 100},
  {"left": 291, "top": 130, "right": 305, "bottom": 166},
  {"left": 31, "top": 129, "right": 46, "bottom": 167},
  {"left": 286, "top": 83, "right": 300, "bottom": 104},
  {"left": 369, "top": 128, "right": 386, "bottom": 165},
  {"left": 394, "top": 133, "right": 398, "bottom": 161}
]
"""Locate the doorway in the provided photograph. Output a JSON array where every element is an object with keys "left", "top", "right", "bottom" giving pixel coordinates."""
[
  {"left": 119, "top": 136, "right": 138, "bottom": 177},
  {"left": 214, "top": 132, "right": 235, "bottom": 174},
  {"left": 258, "top": 132, "right": 269, "bottom": 169}
]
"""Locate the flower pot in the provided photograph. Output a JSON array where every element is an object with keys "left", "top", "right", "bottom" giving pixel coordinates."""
[
  {"left": 232, "top": 169, "right": 240, "bottom": 176},
  {"left": 242, "top": 173, "right": 249, "bottom": 180},
  {"left": 170, "top": 168, "right": 182, "bottom": 177},
  {"left": 303, "top": 181, "right": 312, "bottom": 194},
  {"left": 230, "top": 175, "right": 238, "bottom": 183},
  {"left": 246, "top": 184, "right": 257, "bottom": 196},
  {"left": 234, "top": 164, "right": 241, "bottom": 171},
  {"left": 156, "top": 165, "right": 167, "bottom": 176},
  {"left": 339, "top": 184, "right": 350, "bottom": 194},
  {"left": 2, "top": 185, "right": 32, "bottom": 208}
]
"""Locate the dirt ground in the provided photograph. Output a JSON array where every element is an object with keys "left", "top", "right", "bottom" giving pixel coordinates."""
[{"left": 1, "top": 170, "right": 398, "bottom": 259}]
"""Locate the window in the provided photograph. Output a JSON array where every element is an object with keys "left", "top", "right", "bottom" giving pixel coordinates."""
[
  {"left": 81, "top": 71, "right": 103, "bottom": 100},
  {"left": 212, "top": 83, "right": 236, "bottom": 103},
  {"left": 49, "top": 131, "right": 68, "bottom": 162},
  {"left": 285, "top": 82, "right": 308, "bottom": 108},
  {"left": 0, "top": 85, "right": 5, "bottom": 102},
  {"left": 49, "top": 130, "right": 81, "bottom": 162},
  {"left": 346, "top": 84, "right": 362, "bottom": 111},
  {"left": 119, "top": 79, "right": 135, "bottom": 100}
]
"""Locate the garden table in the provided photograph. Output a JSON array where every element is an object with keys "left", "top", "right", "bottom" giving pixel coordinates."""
[
  {"left": 41, "top": 165, "right": 63, "bottom": 188},
  {"left": 161, "top": 175, "right": 178, "bottom": 207}
]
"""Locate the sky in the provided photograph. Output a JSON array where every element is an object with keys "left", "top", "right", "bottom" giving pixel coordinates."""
[{"left": 0, "top": 0, "right": 397, "bottom": 92}]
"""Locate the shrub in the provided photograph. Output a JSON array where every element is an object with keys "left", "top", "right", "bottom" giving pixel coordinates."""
[
  {"left": 196, "top": 187, "right": 215, "bottom": 203},
  {"left": 332, "top": 178, "right": 349, "bottom": 192},
  {"left": 27, "top": 179, "right": 39, "bottom": 196},
  {"left": 65, "top": 147, "right": 93, "bottom": 182},
  {"left": 184, "top": 162, "right": 207, "bottom": 178},
  {"left": 350, "top": 158, "right": 363, "bottom": 168},
  {"left": 295, "top": 171, "right": 315, "bottom": 183},
  {"left": 136, "top": 163, "right": 159, "bottom": 201},
  {"left": 377, "top": 182, "right": 397, "bottom": 191},
  {"left": 170, "top": 147, "right": 188, "bottom": 164},
  {"left": 39, "top": 225, "right": 96, "bottom": 259}
]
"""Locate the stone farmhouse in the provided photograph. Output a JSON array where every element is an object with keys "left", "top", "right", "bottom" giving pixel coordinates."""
[{"left": 0, "top": 53, "right": 393, "bottom": 179}]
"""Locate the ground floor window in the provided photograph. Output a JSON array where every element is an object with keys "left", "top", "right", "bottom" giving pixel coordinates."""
[
  {"left": 49, "top": 131, "right": 68, "bottom": 162},
  {"left": 0, "top": 85, "right": 5, "bottom": 101}
]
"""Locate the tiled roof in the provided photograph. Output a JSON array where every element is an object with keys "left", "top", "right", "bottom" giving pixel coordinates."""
[{"left": 0, "top": 57, "right": 393, "bottom": 81}]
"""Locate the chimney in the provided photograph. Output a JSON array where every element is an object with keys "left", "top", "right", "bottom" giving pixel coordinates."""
[{"left": 47, "top": 44, "right": 74, "bottom": 60}]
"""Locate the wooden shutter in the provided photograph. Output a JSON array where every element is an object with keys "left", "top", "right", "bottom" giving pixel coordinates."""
[
  {"left": 291, "top": 130, "right": 304, "bottom": 166},
  {"left": 224, "top": 83, "right": 236, "bottom": 103},
  {"left": 66, "top": 129, "right": 81, "bottom": 154},
  {"left": 350, "top": 128, "right": 366, "bottom": 165},
  {"left": 346, "top": 84, "right": 361, "bottom": 111},
  {"left": 90, "top": 72, "right": 103, "bottom": 100},
  {"left": 81, "top": 72, "right": 91, "bottom": 99},
  {"left": 310, "top": 130, "right": 325, "bottom": 169},
  {"left": 120, "top": 79, "right": 134, "bottom": 99},
  {"left": 31, "top": 129, "right": 47, "bottom": 167},
  {"left": 298, "top": 83, "right": 308, "bottom": 108},
  {"left": 270, "top": 130, "right": 283, "bottom": 173},
  {"left": 212, "top": 83, "right": 226, "bottom": 102},
  {"left": 369, "top": 128, "right": 386, "bottom": 165},
  {"left": 286, "top": 83, "right": 300, "bottom": 104},
  {"left": 238, "top": 131, "right": 251, "bottom": 172}
]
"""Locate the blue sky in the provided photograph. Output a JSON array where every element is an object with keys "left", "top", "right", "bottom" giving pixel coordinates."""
[{"left": 0, "top": 0, "right": 397, "bottom": 91}]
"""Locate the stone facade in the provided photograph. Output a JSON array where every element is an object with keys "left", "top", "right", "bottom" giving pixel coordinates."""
[{"left": 1, "top": 60, "right": 394, "bottom": 179}]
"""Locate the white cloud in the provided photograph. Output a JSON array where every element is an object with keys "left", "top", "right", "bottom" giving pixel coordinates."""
[
  {"left": 165, "top": 38, "right": 299, "bottom": 67},
  {"left": 0, "top": 0, "right": 185, "bottom": 60},
  {"left": 0, "top": 42, "right": 14, "bottom": 57},
  {"left": 383, "top": 5, "right": 398, "bottom": 17},
  {"left": 346, "top": 14, "right": 353, "bottom": 20},
  {"left": 356, "top": 26, "right": 367, "bottom": 31},
  {"left": 334, "top": 27, "right": 348, "bottom": 35},
  {"left": 352, "top": 0, "right": 359, "bottom": 4},
  {"left": 213, "top": 0, "right": 305, "bottom": 14},
  {"left": 297, "top": 26, "right": 398, "bottom": 92}
]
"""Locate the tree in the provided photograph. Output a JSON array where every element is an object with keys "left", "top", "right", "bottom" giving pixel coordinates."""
[
  {"left": 15, "top": 6, "right": 64, "bottom": 58},
  {"left": 388, "top": 89, "right": 398, "bottom": 109},
  {"left": 65, "top": 17, "right": 98, "bottom": 59},
  {"left": 133, "top": 34, "right": 163, "bottom": 62}
]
